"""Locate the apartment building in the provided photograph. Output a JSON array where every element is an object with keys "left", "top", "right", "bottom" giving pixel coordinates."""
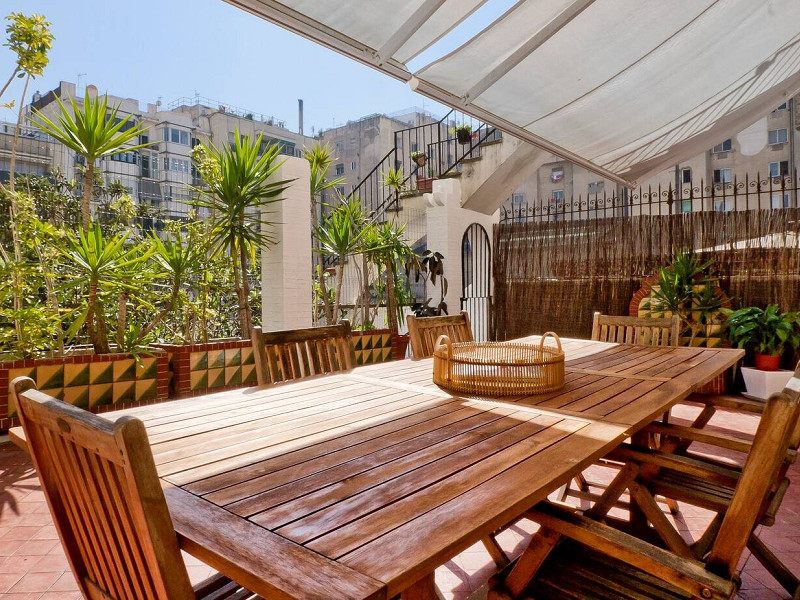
[
  {"left": 3, "top": 81, "right": 314, "bottom": 220},
  {"left": 321, "top": 108, "right": 439, "bottom": 202},
  {"left": 506, "top": 96, "right": 800, "bottom": 218}
]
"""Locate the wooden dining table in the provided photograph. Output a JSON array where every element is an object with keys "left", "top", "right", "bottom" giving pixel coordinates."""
[{"left": 9, "top": 336, "right": 743, "bottom": 600}]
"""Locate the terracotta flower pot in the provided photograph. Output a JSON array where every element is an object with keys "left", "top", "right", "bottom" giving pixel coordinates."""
[
  {"left": 754, "top": 353, "right": 781, "bottom": 371},
  {"left": 392, "top": 333, "right": 410, "bottom": 360},
  {"left": 456, "top": 130, "right": 472, "bottom": 145},
  {"left": 412, "top": 154, "right": 427, "bottom": 167}
]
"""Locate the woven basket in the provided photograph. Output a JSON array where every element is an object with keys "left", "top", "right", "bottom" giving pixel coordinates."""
[{"left": 433, "top": 332, "right": 565, "bottom": 396}]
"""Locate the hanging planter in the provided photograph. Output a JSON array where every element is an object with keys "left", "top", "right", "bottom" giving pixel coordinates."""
[{"left": 411, "top": 151, "right": 427, "bottom": 167}]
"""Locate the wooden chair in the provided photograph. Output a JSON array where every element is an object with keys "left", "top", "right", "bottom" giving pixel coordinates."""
[
  {"left": 591, "top": 311, "right": 681, "bottom": 346},
  {"left": 600, "top": 361, "right": 800, "bottom": 598},
  {"left": 487, "top": 379, "right": 800, "bottom": 600},
  {"left": 250, "top": 321, "right": 355, "bottom": 385},
  {"left": 11, "top": 377, "right": 259, "bottom": 600},
  {"left": 406, "top": 311, "right": 473, "bottom": 358}
]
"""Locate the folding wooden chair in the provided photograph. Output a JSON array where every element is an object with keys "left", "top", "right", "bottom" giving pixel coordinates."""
[
  {"left": 12, "top": 377, "right": 260, "bottom": 600},
  {"left": 487, "top": 379, "right": 800, "bottom": 600},
  {"left": 591, "top": 312, "right": 681, "bottom": 347},
  {"left": 406, "top": 311, "right": 473, "bottom": 358},
  {"left": 250, "top": 321, "right": 355, "bottom": 385}
]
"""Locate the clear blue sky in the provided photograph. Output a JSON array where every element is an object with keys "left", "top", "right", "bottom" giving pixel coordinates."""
[{"left": 1, "top": 0, "right": 511, "bottom": 133}]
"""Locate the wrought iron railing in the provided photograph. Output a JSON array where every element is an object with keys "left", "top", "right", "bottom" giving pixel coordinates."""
[
  {"left": 500, "top": 172, "right": 800, "bottom": 223},
  {"left": 347, "top": 109, "right": 500, "bottom": 220}
]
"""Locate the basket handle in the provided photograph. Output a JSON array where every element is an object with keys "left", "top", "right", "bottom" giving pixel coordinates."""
[
  {"left": 435, "top": 335, "right": 453, "bottom": 381},
  {"left": 435, "top": 334, "right": 452, "bottom": 358},
  {"left": 540, "top": 331, "right": 562, "bottom": 352}
]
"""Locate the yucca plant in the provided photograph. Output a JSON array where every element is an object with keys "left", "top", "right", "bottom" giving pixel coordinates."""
[
  {"left": 316, "top": 196, "right": 372, "bottom": 323},
  {"left": 365, "top": 221, "right": 414, "bottom": 332},
  {"left": 31, "top": 91, "right": 152, "bottom": 230},
  {"left": 61, "top": 223, "right": 153, "bottom": 354},
  {"left": 192, "top": 129, "right": 292, "bottom": 337},
  {"left": 304, "top": 142, "right": 345, "bottom": 324}
]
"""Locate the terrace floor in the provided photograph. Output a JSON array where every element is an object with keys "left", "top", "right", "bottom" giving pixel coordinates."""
[{"left": 0, "top": 403, "right": 797, "bottom": 599}]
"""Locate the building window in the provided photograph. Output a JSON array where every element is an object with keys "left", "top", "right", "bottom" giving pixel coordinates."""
[
  {"left": 336, "top": 186, "right": 345, "bottom": 197},
  {"left": 511, "top": 193, "right": 524, "bottom": 205},
  {"left": 141, "top": 151, "right": 158, "bottom": 179},
  {"left": 139, "top": 134, "right": 149, "bottom": 145},
  {"left": 163, "top": 157, "right": 189, "bottom": 173},
  {"left": 768, "top": 128, "right": 788, "bottom": 145},
  {"left": 335, "top": 163, "right": 344, "bottom": 176},
  {"left": 713, "top": 168, "right": 732, "bottom": 184},
  {"left": 588, "top": 181, "right": 604, "bottom": 195},
  {"left": 714, "top": 198, "right": 734, "bottom": 212},
  {"left": 550, "top": 167, "right": 564, "bottom": 183},
  {"left": 774, "top": 102, "right": 788, "bottom": 113},
  {"left": 110, "top": 150, "right": 137, "bottom": 164},
  {"left": 771, "top": 193, "right": 790, "bottom": 209},
  {"left": 769, "top": 161, "right": 789, "bottom": 178},
  {"left": 712, "top": 139, "right": 732, "bottom": 153},
  {"left": 351, "top": 161, "right": 357, "bottom": 171},
  {"left": 551, "top": 190, "right": 564, "bottom": 205},
  {"left": 681, "top": 199, "right": 692, "bottom": 213},
  {"left": 163, "top": 127, "right": 190, "bottom": 145},
  {"left": 681, "top": 168, "right": 692, "bottom": 184}
]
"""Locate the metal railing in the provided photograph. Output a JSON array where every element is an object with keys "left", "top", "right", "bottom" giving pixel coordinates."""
[{"left": 347, "top": 109, "right": 500, "bottom": 220}]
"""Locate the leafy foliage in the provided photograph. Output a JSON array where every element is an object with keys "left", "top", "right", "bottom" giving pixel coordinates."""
[
  {"left": 407, "top": 250, "right": 448, "bottom": 317},
  {"left": 723, "top": 305, "right": 800, "bottom": 356}
]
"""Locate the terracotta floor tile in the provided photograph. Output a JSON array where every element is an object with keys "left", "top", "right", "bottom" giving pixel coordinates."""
[{"left": 6, "top": 571, "right": 60, "bottom": 593}]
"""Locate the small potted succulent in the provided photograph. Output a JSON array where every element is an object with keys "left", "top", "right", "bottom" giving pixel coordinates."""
[
  {"left": 410, "top": 150, "right": 427, "bottom": 167},
  {"left": 451, "top": 124, "right": 473, "bottom": 145},
  {"left": 724, "top": 305, "right": 800, "bottom": 399}
]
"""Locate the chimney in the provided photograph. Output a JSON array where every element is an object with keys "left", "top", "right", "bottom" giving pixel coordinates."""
[{"left": 298, "top": 99, "right": 304, "bottom": 135}]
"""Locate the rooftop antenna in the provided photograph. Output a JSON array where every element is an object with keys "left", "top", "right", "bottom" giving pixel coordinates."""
[{"left": 76, "top": 73, "right": 87, "bottom": 94}]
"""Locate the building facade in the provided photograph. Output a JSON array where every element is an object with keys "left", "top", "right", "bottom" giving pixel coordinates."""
[{"left": 3, "top": 81, "right": 314, "bottom": 222}]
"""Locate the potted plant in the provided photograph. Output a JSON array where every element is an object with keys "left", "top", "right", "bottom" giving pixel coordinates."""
[
  {"left": 410, "top": 151, "right": 427, "bottom": 167},
  {"left": 451, "top": 124, "right": 473, "bottom": 145},
  {"left": 724, "top": 305, "right": 800, "bottom": 399},
  {"left": 407, "top": 250, "right": 448, "bottom": 317},
  {"left": 417, "top": 167, "right": 436, "bottom": 194}
]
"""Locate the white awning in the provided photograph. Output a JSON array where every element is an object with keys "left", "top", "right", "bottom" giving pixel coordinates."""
[{"left": 227, "top": 0, "right": 800, "bottom": 186}]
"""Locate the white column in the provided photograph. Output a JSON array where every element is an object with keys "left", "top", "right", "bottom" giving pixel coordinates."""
[
  {"left": 424, "top": 177, "right": 498, "bottom": 317},
  {"left": 261, "top": 156, "right": 312, "bottom": 331}
]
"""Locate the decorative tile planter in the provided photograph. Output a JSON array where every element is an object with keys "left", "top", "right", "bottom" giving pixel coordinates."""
[
  {"left": 0, "top": 351, "right": 169, "bottom": 432},
  {"left": 153, "top": 339, "right": 257, "bottom": 398},
  {"left": 352, "top": 329, "right": 394, "bottom": 365}
]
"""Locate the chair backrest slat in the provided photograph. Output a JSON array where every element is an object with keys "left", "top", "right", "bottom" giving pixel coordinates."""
[
  {"left": 250, "top": 321, "right": 355, "bottom": 385},
  {"left": 12, "top": 377, "right": 196, "bottom": 600},
  {"left": 591, "top": 312, "right": 680, "bottom": 347},
  {"left": 706, "top": 366, "right": 800, "bottom": 577},
  {"left": 406, "top": 311, "right": 473, "bottom": 358}
]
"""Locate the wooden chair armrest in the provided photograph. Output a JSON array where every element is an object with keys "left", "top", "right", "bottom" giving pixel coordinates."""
[
  {"left": 643, "top": 422, "right": 753, "bottom": 454},
  {"left": 608, "top": 444, "right": 740, "bottom": 487},
  {"left": 527, "top": 501, "right": 736, "bottom": 600},
  {"left": 687, "top": 393, "right": 765, "bottom": 413}
]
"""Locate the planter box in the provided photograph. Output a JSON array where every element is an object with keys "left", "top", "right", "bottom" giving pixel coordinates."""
[
  {"left": 152, "top": 339, "right": 257, "bottom": 398},
  {"left": 741, "top": 367, "right": 794, "bottom": 400},
  {"left": 417, "top": 176, "right": 434, "bottom": 194},
  {"left": 352, "top": 329, "right": 394, "bottom": 365},
  {"left": 0, "top": 351, "right": 169, "bottom": 432}
]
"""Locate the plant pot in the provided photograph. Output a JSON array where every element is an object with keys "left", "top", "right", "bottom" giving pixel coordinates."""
[
  {"left": 754, "top": 353, "right": 781, "bottom": 371},
  {"left": 412, "top": 154, "right": 427, "bottom": 167},
  {"left": 351, "top": 329, "right": 394, "bottom": 365},
  {"left": 152, "top": 339, "right": 256, "bottom": 398},
  {"left": 741, "top": 366, "right": 793, "bottom": 400},
  {"left": 392, "top": 333, "right": 410, "bottom": 360},
  {"left": 456, "top": 130, "right": 472, "bottom": 145},
  {"left": 0, "top": 350, "right": 169, "bottom": 432},
  {"left": 417, "top": 176, "right": 434, "bottom": 194}
]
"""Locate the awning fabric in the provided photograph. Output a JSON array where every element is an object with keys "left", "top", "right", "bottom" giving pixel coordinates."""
[{"left": 227, "top": 0, "right": 800, "bottom": 186}]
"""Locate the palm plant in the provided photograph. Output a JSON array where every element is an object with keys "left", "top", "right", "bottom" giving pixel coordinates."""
[
  {"left": 381, "top": 167, "right": 407, "bottom": 195},
  {"left": 305, "top": 142, "right": 345, "bottom": 324},
  {"left": 31, "top": 91, "right": 151, "bottom": 230},
  {"left": 365, "top": 221, "right": 414, "bottom": 332},
  {"left": 316, "top": 196, "right": 372, "bottom": 323},
  {"left": 62, "top": 223, "right": 152, "bottom": 354},
  {"left": 191, "top": 130, "right": 291, "bottom": 337}
]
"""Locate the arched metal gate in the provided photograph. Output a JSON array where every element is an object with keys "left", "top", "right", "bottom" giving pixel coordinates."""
[{"left": 461, "top": 223, "right": 491, "bottom": 341}]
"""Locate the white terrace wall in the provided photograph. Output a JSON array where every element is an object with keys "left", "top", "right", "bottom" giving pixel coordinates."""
[{"left": 261, "top": 156, "right": 313, "bottom": 331}]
